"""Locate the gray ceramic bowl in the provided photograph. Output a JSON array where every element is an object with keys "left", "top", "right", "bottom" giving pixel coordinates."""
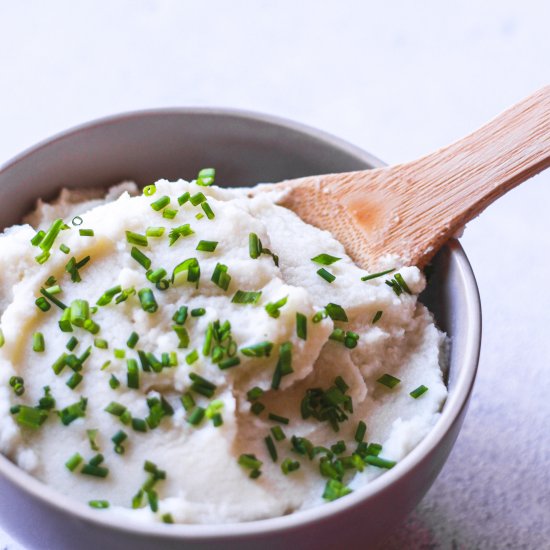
[{"left": 0, "top": 110, "right": 481, "bottom": 550}]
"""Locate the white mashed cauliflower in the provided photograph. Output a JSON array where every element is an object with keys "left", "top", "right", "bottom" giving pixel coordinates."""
[{"left": 0, "top": 178, "right": 447, "bottom": 524}]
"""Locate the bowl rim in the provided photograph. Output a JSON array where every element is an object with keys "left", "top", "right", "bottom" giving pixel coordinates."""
[{"left": 0, "top": 108, "right": 481, "bottom": 541}]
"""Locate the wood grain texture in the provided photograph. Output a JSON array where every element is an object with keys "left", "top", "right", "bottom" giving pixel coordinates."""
[{"left": 267, "top": 86, "right": 550, "bottom": 269}]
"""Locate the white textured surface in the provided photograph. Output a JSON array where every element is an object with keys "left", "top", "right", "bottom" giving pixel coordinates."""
[{"left": 0, "top": 1, "right": 549, "bottom": 548}]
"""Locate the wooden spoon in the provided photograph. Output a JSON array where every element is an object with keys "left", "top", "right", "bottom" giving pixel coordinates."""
[{"left": 259, "top": 86, "right": 550, "bottom": 269}]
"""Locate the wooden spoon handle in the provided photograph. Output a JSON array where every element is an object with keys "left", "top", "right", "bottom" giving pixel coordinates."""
[{"left": 366, "top": 85, "right": 550, "bottom": 266}]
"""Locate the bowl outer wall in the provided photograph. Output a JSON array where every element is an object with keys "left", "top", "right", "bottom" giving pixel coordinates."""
[{"left": 0, "top": 109, "right": 481, "bottom": 550}]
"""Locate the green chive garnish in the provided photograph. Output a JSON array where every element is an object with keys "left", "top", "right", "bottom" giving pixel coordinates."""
[
  {"left": 271, "top": 426, "right": 286, "bottom": 441},
  {"left": 196, "top": 167, "right": 216, "bottom": 186},
  {"left": 173, "top": 306, "right": 188, "bottom": 325},
  {"left": 126, "top": 231, "right": 148, "bottom": 247},
  {"left": 196, "top": 240, "right": 218, "bottom": 252},
  {"left": 410, "top": 385, "right": 429, "bottom": 399},
  {"left": 191, "top": 308, "right": 205, "bottom": 317},
  {"left": 361, "top": 268, "right": 395, "bottom": 281},
  {"left": 317, "top": 268, "right": 335, "bottom": 283},
  {"left": 201, "top": 202, "right": 215, "bottom": 219},
  {"left": 109, "top": 375, "right": 120, "bottom": 389},
  {"left": 249, "top": 233, "right": 262, "bottom": 259},
  {"left": 178, "top": 191, "right": 190, "bottom": 205},
  {"left": 127, "top": 359, "right": 140, "bottom": 389},
  {"left": 377, "top": 374, "right": 401, "bottom": 389},
  {"left": 96, "top": 285, "right": 122, "bottom": 306},
  {"left": 211, "top": 263, "right": 231, "bottom": 291},
  {"left": 218, "top": 356, "right": 240, "bottom": 370},
  {"left": 162, "top": 208, "right": 178, "bottom": 219},
  {"left": 65, "top": 453, "right": 83, "bottom": 471},
  {"left": 241, "top": 341, "right": 273, "bottom": 358},
  {"left": 151, "top": 195, "right": 170, "bottom": 211},
  {"left": 66, "top": 372, "right": 83, "bottom": 390},
  {"left": 145, "top": 226, "right": 165, "bottom": 237},
  {"left": 265, "top": 296, "right": 288, "bottom": 318},
  {"left": 265, "top": 436, "right": 278, "bottom": 462},
  {"left": 393, "top": 273, "right": 412, "bottom": 294},
  {"left": 172, "top": 258, "right": 200, "bottom": 286},
  {"left": 138, "top": 289, "right": 158, "bottom": 313},
  {"left": 231, "top": 290, "right": 262, "bottom": 305},
  {"left": 372, "top": 310, "right": 383, "bottom": 324},
  {"left": 185, "top": 349, "right": 199, "bottom": 364},
  {"left": 59, "top": 244, "right": 70, "bottom": 254},
  {"left": 79, "top": 229, "right": 94, "bottom": 237},
  {"left": 322, "top": 479, "right": 352, "bottom": 501},
  {"left": 325, "top": 303, "right": 348, "bottom": 322},
  {"left": 311, "top": 253, "right": 341, "bottom": 265},
  {"left": 131, "top": 247, "right": 151, "bottom": 270},
  {"left": 296, "top": 313, "right": 307, "bottom": 340},
  {"left": 271, "top": 342, "right": 293, "bottom": 390},
  {"left": 58, "top": 397, "right": 87, "bottom": 425},
  {"left": 246, "top": 387, "right": 264, "bottom": 401},
  {"left": 355, "top": 420, "right": 367, "bottom": 443},
  {"left": 173, "top": 326, "right": 189, "bottom": 348},
  {"left": 32, "top": 332, "right": 45, "bottom": 352},
  {"left": 112, "top": 430, "right": 128, "bottom": 454},
  {"left": 281, "top": 458, "right": 300, "bottom": 475},
  {"left": 365, "top": 455, "right": 396, "bottom": 469},
  {"left": 35, "top": 297, "right": 51, "bottom": 312},
  {"left": 89, "top": 500, "right": 110, "bottom": 509},
  {"left": 143, "top": 184, "right": 156, "bottom": 196},
  {"left": 190, "top": 192, "right": 206, "bottom": 206},
  {"left": 127, "top": 331, "right": 139, "bottom": 349},
  {"left": 187, "top": 406, "right": 205, "bottom": 426},
  {"left": 268, "top": 413, "right": 289, "bottom": 425}
]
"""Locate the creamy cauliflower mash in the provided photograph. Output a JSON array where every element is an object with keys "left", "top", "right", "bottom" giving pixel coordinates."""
[{"left": 0, "top": 173, "right": 447, "bottom": 524}]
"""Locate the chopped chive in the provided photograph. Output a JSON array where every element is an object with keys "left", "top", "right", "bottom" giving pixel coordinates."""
[
  {"left": 79, "top": 229, "right": 94, "bottom": 237},
  {"left": 271, "top": 342, "right": 293, "bottom": 390},
  {"left": 231, "top": 290, "right": 262, "bottom": 305},
  {"left": 35, "top": 297, "right": 51, "bottom": 312},
  {"left": 9, "top": 376, "right": 24, "bottom": 396},
  {"left": 271, "top": 426, "right": 286, "bottom": 441},
  {"left": 268, "top": 413, "right": 289, "bottom": 425},
  {"left": 173, "top": 325, "right": 189, "bottom": 348},
  {"left": 365, "top": 455, "right": 396, "bottom": 469},
  {"left": 132, "top": 418, "right": 148, "bottom": 432},
  {"left": 58, "top": 309, "right": 72, "bottom": 332},
  {"left": 196, "top": 167, "right": 216, "bottom": 186},
  {"left": 87, "top": 429, "right": 100, "bottom": 451},
  {"left": 196, "top": 240, "right": 218, "bottom": 252},
  {"left": 323, "top": 479, "right": 352, "bottom": 501},
  {"left": 127, "top": 359, "right": 140, "bottom": 389},
  {"left": 66, "top": 372, "right": 83, "bottom": 390},
  {"left": 45, "top": 276, "right": 57, "bottom": 287},
  {"left": 394, "top": 273, "right": 412, "bottom": 294},
  {"left": 355, "top": 420, "right": 367, "bottom": 443},
  {"left": 65, "top": 452, "right": 83, "bottom": 471},
  {"left": 250, "top": 402, "right": 265, "bottom": 415},
  {"left": 89, "top": 500, "right": 109, "bottom": 509},
  {"left": 191, "top": 308, "right": 205, "bottom": 317},
  {"left": 317, "top": 268, "right": 335, "bottom": 283},
  {"left": 109, "top": 375, "right": 120, "bottom": 389},
  {"left": 201, "top": 202, "right": 215, "bottom": 219},
  {"left": 162, "top": 208, "right": 178, "bottom": 219},
  {"left": 265, "top": 436, "right": 278, "bottom": 462},
  {"left": 161, "top": 513, "right": 174, "bottom": 524},
  {"left": 114, "top": 349, "right": 125, "bottom": 359},
  {"left": 172, "top": 306, "right": 188, "bottom": 325},
  {"left": 13, "top": 405, "right": 48, "bottom": 429},
  {"left": 58, "top": 397, "right": 87, "bottom": 425},
  {"left": 211, "top": 262, "right": 231, "bottom": 291},
  {"left": 249, "top": 233, "right": 262, "bottom": 259},
  {"left": 325, "top": 303, "right": 348, "bottom": 322},
  {"left": 296, "top": 313, "right": 307, "bottom": 340},
  {"left": 96, "top": 285, "right": 122, "bottom": 306},
  {"left": 52, "top": 352, "right": 68, "bottom": 375},
  {"left": 281, "top": 458, "right": 300, "bottom": 475},
  {"left": 69, "top": 299, "right": 89, "bottom": 327},
  {"left": 45, "top": 284, "right": 61, "bottom": 295},
  {"left": 59, "top": 244, "right": 70, "bottom": 254},
  {"left": 187, "top": 406, "right": 205, "bottom": 426},
  {"left": 172, "top": 258, "right": 200, "bottom": 286},
  {"left": 105, "top": 401, "right": 127, "bottom": 417},
  {"left": 145, "top": 226, "right": 165, "bottom": 237},
  {"left": 180, "top": 392, "right": 195, "bottom": 412},
  {"left": 81, "top": 463, "right": 109, "bottom": 478},
  {"left": 33, "top": 332, "right": 45, "bottom": 352},
  {"left": 241, "top": 341, "right": 273, "bottom": 358},
  {"left": 238, "top": 453, "right": 263, "bottom": 472},
  {"left": 361, "top": 268, "right": 395, "bottom": 281},
  {"left": 377, "top": 374, "right": 401, "bottom": 389},
  {"left": 185, "top": 349, "right": 199, "bottom": 365},
  {"left": 265, "top": 296, "right": 288, "bottom": 319},
  {"left": 246, "top": 386, "right": 264, "bottom": 401},
  {"left": 112, "top": 430, "right": 128, "bottom": 454},
  {"left": 71, "top": 216, "right": 83, "bottom": 226},
  {"left": 410, "top": 385, "right": 429, "bottom": 399},
  {"left": 177, "top": 191, "right": 190, "bottom": 205},
  {"left": 138, "top": 289, "right": 158, "bottom": 313},
  {"left": 31, "top": 229, "right": 45, "bottom": 246},
  {"left": 219, "top": 356, "right": 240, "bottom": 370},
  {"left": 190, "top": 192, "right": 206, "bottom": 206},
  {"left": 40, "top": 287, "right": 67, "bottom": 310},
  {"left": 143, "top": 184, "right": 156, "bottom": 196},
  {"left": 127, "top": 332, "right": 139, "bottom": 349},
  {"left": 372, "top": 310, "right": 383, "bottom": 324},
  {"left": 125, "top": 231, "right": 148, "bottom": 247},
  {"left": 151, "top": 195, "right": 170, "bottom": 211},
  {"left": 92, "top": 338, "right": 107, "bottom": 350},
  {"left": 131, "top": 247, "right": 151, "bottom": 270},
  {"left": 147, "top": 268, "right": 167, "bottom": 284},
  {"left": 311, "top": 253, "right": 341, "bottom": 265},
  {"left": 168, "top": 223, "right": 194, "bottom": 246},
  {"left": 65, "top": 255, "right": 90, "bottom": 283}
]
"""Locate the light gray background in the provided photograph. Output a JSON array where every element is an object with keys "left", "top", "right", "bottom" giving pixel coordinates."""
[{"left": 0, "top": 1, "right": 549, "bottom": 549}]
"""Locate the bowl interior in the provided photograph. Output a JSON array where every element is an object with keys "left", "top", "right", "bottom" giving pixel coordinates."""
[{"left": 0, "top": 109, "right": 480, "bottom": 547}]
